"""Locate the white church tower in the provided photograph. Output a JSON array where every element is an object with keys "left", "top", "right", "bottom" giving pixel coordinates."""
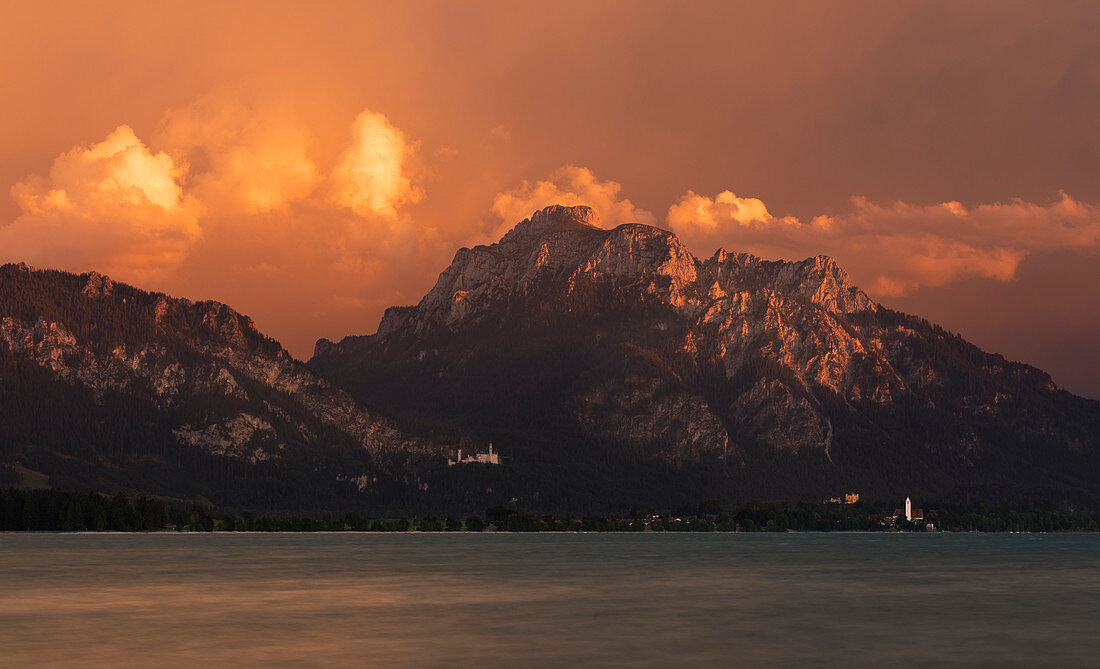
[{"left": 905, "top": 497, "right": 912, "bottom": 521}]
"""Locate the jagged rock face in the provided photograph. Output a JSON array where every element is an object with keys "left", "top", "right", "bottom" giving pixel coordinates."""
[
  {"left": 0, "top": 263, "right": 447, "bottom": 507},
  {"left": 314, "top": 205, "right": 886, "bottom": 459},
  {"left": 312, "top": 205, "right": 1100, "bottom": 503},
  {"left": 572, "top": 371, "right": 731, "bottom": 464}
]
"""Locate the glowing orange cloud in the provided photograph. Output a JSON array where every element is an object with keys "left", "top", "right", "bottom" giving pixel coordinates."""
[
  {"left": 489, "top": 166, "right": 654, "bottom": 239},
  {"left": 157, "top": 99, "right": 321, "bottom": 214},
  {"left": 328, "top": 110, "right": 423, "bottom": 219},
  {"left": 668, "top": 190, "right": 1100, "bottom": 296},
  {"left": 0, "top": 102, "right": 433, "bottom": 339},
  {"left": 4, "top": 125, "right": 200, "bottom": 280},
  {"left": 157, "top": 104, "right": 435, "bottom": 356}
]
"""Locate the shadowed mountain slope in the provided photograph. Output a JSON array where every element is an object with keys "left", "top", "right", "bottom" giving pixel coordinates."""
[{"left": 0, "top": 263, "right": 449, "bottom": 510}]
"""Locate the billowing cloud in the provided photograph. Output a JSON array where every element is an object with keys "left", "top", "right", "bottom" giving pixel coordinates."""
[
  {"left": 490, "top": 165, "right": 654, "bottom": 238},
  {"left": 157, "top": 101, "right": 423, "bottom": 221},
  {"left": 1, "top": 104, "right": 433, "bottom": 346},
  {"left": 668, "top": 190, "right": 1100, "bottom": 296},
  {"left": 3, "top": 125, "right": 200, "bottom": 280},
  {"left": 328, "top": 110, "right": 423, "bottom": 218},
  {"left": 158, "top": 104, "right": 433, "bottom": 355},
  {"left": 157, "top": 99, "right": 320, "bottom": 214},
  {"left": 668, "top": 190, "right": 789, "bottom": 230}
]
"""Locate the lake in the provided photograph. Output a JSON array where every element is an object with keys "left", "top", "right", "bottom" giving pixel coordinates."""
[{"left": 0, "top": 533, "right": 1097, "bottom": 667}]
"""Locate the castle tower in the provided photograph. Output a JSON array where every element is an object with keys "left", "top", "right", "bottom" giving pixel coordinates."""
[{"left": 905, "top": 497, "right": 912, "bottom": 521}]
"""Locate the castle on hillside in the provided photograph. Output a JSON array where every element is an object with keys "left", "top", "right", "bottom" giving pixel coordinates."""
[{"left": 447, "top": 443, "right": 500, "bottom": 466}]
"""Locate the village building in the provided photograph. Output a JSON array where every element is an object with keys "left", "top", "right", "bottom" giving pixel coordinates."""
[
  {"left": 892, "top": 497, "right": 924, "bottom": 522},
  {"left": 870, "top": 497, "right": 931, "bottom": 528}
]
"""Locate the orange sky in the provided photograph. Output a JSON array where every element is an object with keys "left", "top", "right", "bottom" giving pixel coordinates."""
[{"left": 2, "top": 1, "right": 1099, "bottom": 397}]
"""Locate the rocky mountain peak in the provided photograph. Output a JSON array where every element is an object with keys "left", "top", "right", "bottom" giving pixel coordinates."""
[
  {"left": 199, "top": 302, "right": 257, "bottom": 349},
  {"left": 780, "top": 254, "right": 874, "bottom": 313},
  {"left": 582, "top": 223, "right": 700, "bottom": 302},
  {"left": 703, "top": 249, "right": 874, "bottom": 314},
  {"left": 500, "top": 204, "right": 601, "bottom": 246},
  {"left": 331, "top": 204, "right": 885, "bottom": 346},
  {"left": 81, "top": 271, "right": 114, "bottom": 298}
]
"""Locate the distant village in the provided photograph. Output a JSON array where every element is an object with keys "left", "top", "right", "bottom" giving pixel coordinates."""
[
  {"left": 826, "top": 492, "right": 935, "bottom": 530},
  {"left": 869, "top": 497, "right": 932, "bottom": 529}
]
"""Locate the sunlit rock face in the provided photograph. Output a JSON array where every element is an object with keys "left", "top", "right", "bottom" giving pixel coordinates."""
[
  {"left": 0, "top": 263, "right": 448, "bottom": 506},
  {"left": 314, "top": 205, "right": 888, "bottom": 459},
  {"left": 313, "top": 205, "right": 1100, "bottom": 502}
]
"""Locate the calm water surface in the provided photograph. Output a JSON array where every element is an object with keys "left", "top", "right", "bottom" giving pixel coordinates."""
[{"left": 0, "top": 532, "right": 1097, "bottom": 667}]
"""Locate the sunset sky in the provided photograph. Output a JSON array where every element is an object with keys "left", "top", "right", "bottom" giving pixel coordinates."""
[{"left": 2, "top": 1, "right": 1098, "bottom": 397}]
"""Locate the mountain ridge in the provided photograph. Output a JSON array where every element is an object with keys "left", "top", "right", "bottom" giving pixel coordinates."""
[
  {"left": 311, "top": 204, "right": 1100, "bottom": 509},
  {"left": 0, "top": 262, "right": 451, "bottom": 510},
  {"left": 1, "top": 203, "right": 1097, "bottom": 513},
  {"left": 317, "top": 205, "right": 880, "bottom": 354}
]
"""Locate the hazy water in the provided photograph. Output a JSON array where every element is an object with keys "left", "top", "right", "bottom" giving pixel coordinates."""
[{"left": 0, "top": 533, "right": 1097, "bottom": 668}]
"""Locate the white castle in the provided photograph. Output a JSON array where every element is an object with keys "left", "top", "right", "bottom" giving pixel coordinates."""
[{"left": 447, "top": 443, "right": 501, "bottom": 466}]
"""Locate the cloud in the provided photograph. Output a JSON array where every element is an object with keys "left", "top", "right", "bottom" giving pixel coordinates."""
[
  {"left": 3, "top": 125, "right": 200, "bottom": 280},
  {"left": 157, "top": 99, "right": 320, "bottom": 214},
  {"left": 158, "top": 101, "right": 423, "bottom": 221},
  {"left": 328, "top": 110, "right": 423, "bottom": 218},
  {"left": 149, "top": 103, "right": 435, "bottom": 354},
  {"left": 669, "top": 190, "right": 789, "bottom": 230},
  {"left": 490, "top": 124, "right": 511, "bottom": 141},
  {"left": 668, "top": 190, "right": 1100, "bottom": 296},
  {"left": 1, "top": 102, "right": 434, "bottom": 334},
  {"left": 490, "top": 165, "right": 654, "bottom": 238}
]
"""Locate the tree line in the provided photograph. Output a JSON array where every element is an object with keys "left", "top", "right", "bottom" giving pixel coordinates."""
[{"left": 2, "top": 488, "right": 1099, "bottom": 532}]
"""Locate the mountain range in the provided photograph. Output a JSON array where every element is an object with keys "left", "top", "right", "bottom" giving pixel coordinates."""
[{"left": 3, "top": 205, "right": 1098, "bottom": 513}]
